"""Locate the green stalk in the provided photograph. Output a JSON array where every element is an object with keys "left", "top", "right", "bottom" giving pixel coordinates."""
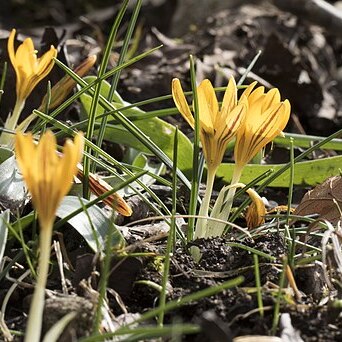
[
  {"left": 187, "top": 55, "right": 200, "bottom": 241},
  {"left": 92, "top": 216, "right": 116, "bottom": 333},
  {"left": 237, "top": 50, "right": 262, "bottom": 86},
  {"left": 158, "top": 128, "right": 178, "bottom": 326},
  {"left": 287, "top": 138, "right": 295, "bottom": 269},
  {"left": 83, "top": 0, "right": 129, "bottom": 197},
  {"left": 0, "top": 98, "right": 25, "bottom": 145},
  {"left": 253, "top": 253, "right": 264, "bottom": 317},
  {"left": 271, "top": 256, "right": 287, "bottom": 335},
  {"left": 0, "top": 61, "right": 7, "bottom": 105},
  {"left": 195, "top": 167, "right": 216, "bottom": 239},
  {"left": 25, "top": 222, "right": 53, "bottom": 342},
  {"left": 208, "top": 165, "right": 243, "bottom": 237},
  {"left": 96, "top": 0, "right": 142, "bottom": 152},
  {"left": 219, "top": 166, "right": 243, "bottom": 219}
]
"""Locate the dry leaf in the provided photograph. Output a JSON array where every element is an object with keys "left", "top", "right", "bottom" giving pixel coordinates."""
[{"left": 294, "top": 176, "right": 342, "bottom": 225}]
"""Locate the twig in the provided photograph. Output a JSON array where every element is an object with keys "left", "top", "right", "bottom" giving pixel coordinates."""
[{"left": 273, "top": 0, "right": 342, "bottom": 36}]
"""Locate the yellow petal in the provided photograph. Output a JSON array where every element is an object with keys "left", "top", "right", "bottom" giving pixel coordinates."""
[
  {"left": 7, "top": 30, "right": 17, "bottom": 74},
  {"left": 262, "top": 88, "right": 281, "bottom": 111},
  {"left": 235, "top": 80, "right": 291, "bottom": 169},
  {"left": 36, "top": 46, "right": 57, "bottom": 75},
  {"left": 16, "top": 38, "right": 35, "bottom": 75},
  {"left": 172, "top": 78, "right": 194, "bottom": 128},
  {"left": 221, "top": 76, "right": 237, "bottom": 117},
  {"left": 36, "top": 132, "right": 58, "bottom": 224},
  {"left": 240, "top": 81, "right": 257, "bottom": 100},
  {"left": 57, "top": 133, "right": 84, "bottom": 199},
  {"left": 243, "top": 103, "right": 287, "bottom": 164},
  {"left": 15, "top": 132, "right": 36, "bottom": 184},
  {"left": 197, "top": 79, "right": 217, "bottom": 134},
  {"left": 280, "top": 99, "right": 291, "bottom": 129},
  {"left": 225, "top": 102, "right": 246, "bottom": 133},
  {"left": 37, "top": 131, "right": 58, "bottom": 184},
  {"left": 247, "top": 86, "right": 265, "bottom": 106},
  {"left": 245, "top": 188, "right": 266, "bottom": 229}
]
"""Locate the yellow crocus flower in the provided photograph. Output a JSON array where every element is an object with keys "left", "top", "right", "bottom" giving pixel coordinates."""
[
  {"left": 15, "top": 131, "right": 83, "bottom": 342},
  {"left": 239, "top": 85, "right": 289, "bottom": 230},
  {"left": 8, "top": 29, "right": 57, "bottom": 102},
  {"left": 172, "top": 76, "right": 247, "bottom": 240},
  {"left": 172, "top": 77, "right": 246, "bottom": 172},
  {"left": 235, "top": 82, "right": 291, "bottom": 170},
  {"left": 1, "top": 30, "right": 57, "bottom": 146},
  {"left": 15, "top": 131, "right": 84, "bottom": 228},
  {"left": 17, "top": 55, "right": 97, "bottom": 135}
]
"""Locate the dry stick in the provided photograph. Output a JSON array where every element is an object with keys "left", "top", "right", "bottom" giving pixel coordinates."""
[{"left": 272, "top": 0, "right": 342, "bottom": 35}]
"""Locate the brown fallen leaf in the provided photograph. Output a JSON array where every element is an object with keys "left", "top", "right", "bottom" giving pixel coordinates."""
[{"left": 294, "top": 176, "right": 342, "bottom": 226}]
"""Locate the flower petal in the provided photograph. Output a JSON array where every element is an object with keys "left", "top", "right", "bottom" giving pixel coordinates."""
[
  {"left": 247, "top": 86, "right": 265, "bottom": 106},
  {"left": 172, "top": 78, "right": 194, "bottom": 129},
  {"left": 36, "top": 46, "right": 57, "bottom": 76},
  {"left": 197, "top": 79, "right": 217, "bottom": 134},
  {"left": 57, "top": 133, "right": 84, "bottom": 200},
  {"left": 16, "top": 38, "right": 36, "bottom": 76},
  {"left": 262, "top": 88, "right": 281, "bottom": 111},
  {"left": 246, "top": 188, "right": 266, "bottom": 229},
  {"left": 221, "top": 76, "right": 237, "bottom": 117},
  {"left": 234, "top": 80, "right": 291, "bottom": 169},
  {"left": 240, "top": 81, "right": 257, "bottom": 100},
  {"left": 15, "top": 132, "right": 36, "bottom": 183},
  {"left": 7, "top": 30, "right": 17, "bottom": 74}
]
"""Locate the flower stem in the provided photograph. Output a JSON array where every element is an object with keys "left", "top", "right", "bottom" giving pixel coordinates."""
[
  {"left": 24, "top": 222, "right": 53, "bottom": 342},
  {"left": 0, "top": 98, "right": 25, "bottom": 146},
  {"left": 195, "top": 167, "right": 216, "bottom": 239},
  {"left": 208, "top": 165, "right": 243, "bottom": 237},
  {"left": 219, "top": 165, "right": 243, "bottom": 221}
]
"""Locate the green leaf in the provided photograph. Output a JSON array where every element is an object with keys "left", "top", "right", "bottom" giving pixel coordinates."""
[
  {"left": 276, "top": 133, "right": 342, "bottom": 150},
  {"left": 11, "top": 213, "right": 35, "bottom": 237},
  {"left": 105, "top": 151, "right": 165, "bottom": 196},
  {"left": 0, "top": 210, "right": 9, "bottom": 265},
  {"left": 0, "top": 156, "right": 27, "bottom": 211},
  {"left": 217, "top": 155, "right": 342, "bottom": 187},
  {"left": 0, "top": 147, "right": 13, "bottom": 163},
  {"left": 80, "top": 77, "right": 193, "bottom": 176},
  {"left": 56, "top": 196, "right": 124, "bottom": 253}
]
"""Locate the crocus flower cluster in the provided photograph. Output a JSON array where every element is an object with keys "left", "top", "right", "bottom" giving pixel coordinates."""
[
  {"left": 172, "top": 76, "right": 291, "bottom": 239},
  {"left": 172, "top": 77, "right": 247, "bottom": 237}
]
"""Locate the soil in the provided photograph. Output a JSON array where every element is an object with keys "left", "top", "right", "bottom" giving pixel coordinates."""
[{"left": 1, "top": 1, "right": 342, "bottom": 341}]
